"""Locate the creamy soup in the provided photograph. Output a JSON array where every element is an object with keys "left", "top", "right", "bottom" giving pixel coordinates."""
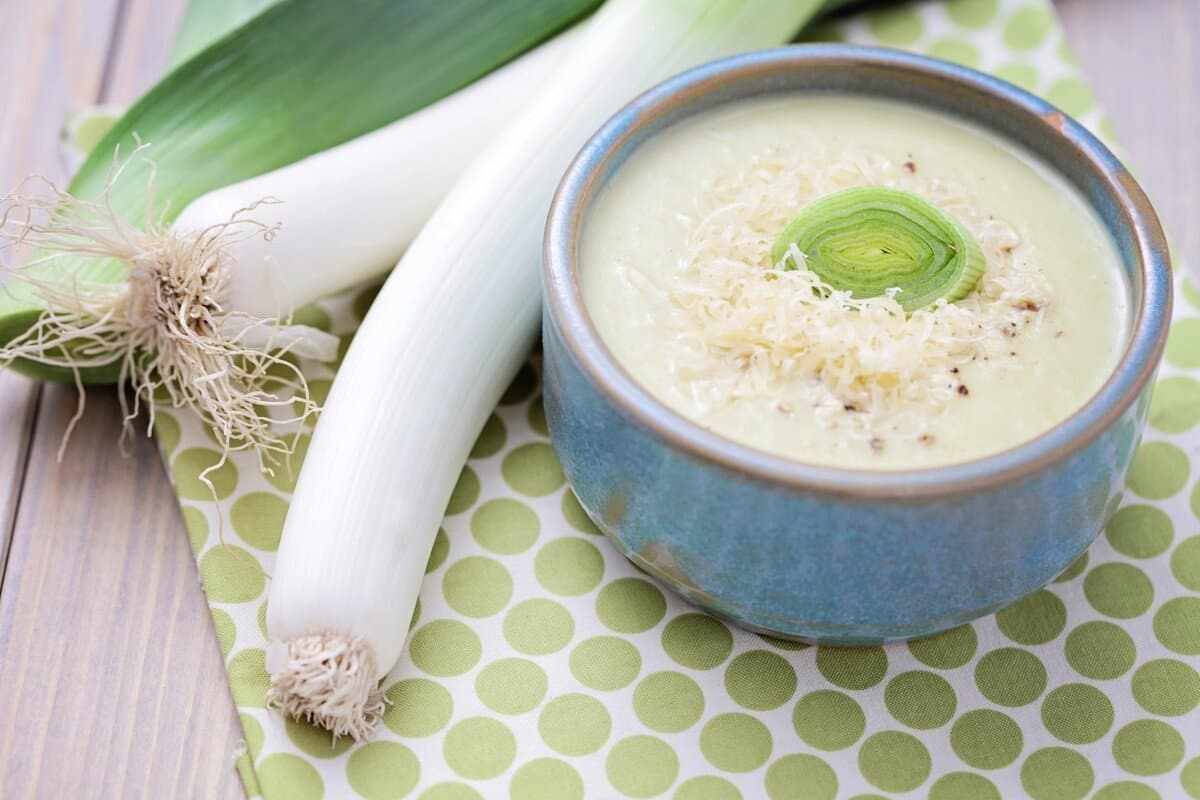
[{"left": 581, "top": 95, "right": 1129, "bottom": 469}]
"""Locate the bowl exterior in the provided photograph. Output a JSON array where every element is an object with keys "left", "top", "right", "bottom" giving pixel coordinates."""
[
  {"left": 541, "top": 45, "right": 1170, "bottom": 644},
  {"left": 544, "top": 312, "right": 1148, "bottom": 644}
]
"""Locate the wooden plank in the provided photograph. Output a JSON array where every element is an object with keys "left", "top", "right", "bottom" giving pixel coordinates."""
[
  {"left": 0, "top": 0, "right": 245, "bottom": 797},
  {"left": 1057, "top": 0, "right": 1200, "bottom": 268}
]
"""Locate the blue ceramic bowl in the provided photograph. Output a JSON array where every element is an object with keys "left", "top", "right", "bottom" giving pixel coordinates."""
[{"left": 541, "top": 45, "right": 1171, "bottom": 644}]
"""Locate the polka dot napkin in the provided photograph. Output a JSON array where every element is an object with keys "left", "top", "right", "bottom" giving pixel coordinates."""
[{"left": 155, "top": 1, "right": 1200, "bottom": 797}]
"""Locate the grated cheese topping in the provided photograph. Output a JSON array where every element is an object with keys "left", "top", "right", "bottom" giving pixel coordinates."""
[{"left": 620, "top": 146, "right": 1053, "bottom": 444}]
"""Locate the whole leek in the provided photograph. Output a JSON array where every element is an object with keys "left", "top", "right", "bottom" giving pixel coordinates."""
[{"left": 268, "top": 0, "right": 847, "bottom": 740}]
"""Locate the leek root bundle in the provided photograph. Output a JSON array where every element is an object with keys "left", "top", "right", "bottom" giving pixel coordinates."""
[{"left": 268, "top": 0, "right": 849, "bottom": 740}]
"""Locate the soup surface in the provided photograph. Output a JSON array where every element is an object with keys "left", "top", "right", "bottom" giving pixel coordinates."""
[{"left": 580, "top": 95, "right": 1128, "bottom": 468}]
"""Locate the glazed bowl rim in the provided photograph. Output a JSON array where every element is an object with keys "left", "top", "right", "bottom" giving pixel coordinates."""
[{"left": 543, "top": 44, "right": 1171, "bottom": 500}]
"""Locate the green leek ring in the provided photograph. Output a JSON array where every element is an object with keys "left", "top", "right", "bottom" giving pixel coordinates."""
[{"left": 770, "top": 186, "right": 986, "bottom": 312}]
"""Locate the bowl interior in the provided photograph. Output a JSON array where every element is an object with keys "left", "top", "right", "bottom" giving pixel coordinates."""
[{"left": 544, "top": 44, "right": 1170, "bottom": 498}]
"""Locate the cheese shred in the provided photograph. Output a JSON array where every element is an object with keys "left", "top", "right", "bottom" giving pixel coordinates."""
[{"left": 638, "top": 147, "right": 1051, "bottom": 443}]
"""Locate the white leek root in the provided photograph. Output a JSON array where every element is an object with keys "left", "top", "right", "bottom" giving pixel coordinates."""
[
  {"left": 0, "top": 171, "right": 322, "bottom": 465},
  {"left": 268, "top": 0, "right": 832, "bottom": 741},
  {"left": 0, "top": 30, "right": 572, "bottom": 462},
  {"left": 267, "top": 633, "right": 386, "bottom": 741}
]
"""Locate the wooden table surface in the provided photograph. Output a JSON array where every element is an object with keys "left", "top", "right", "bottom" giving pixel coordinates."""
[{"left": 0, "top": 1, "right": 1195, "bottom": 797}]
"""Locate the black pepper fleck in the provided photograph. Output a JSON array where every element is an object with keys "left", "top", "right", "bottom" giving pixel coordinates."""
[
  {"left": 957, "top": 384, "right": 970, "bottom": 396},
  {"left": 903, "top": 160, "right": 916, "bottom": 173},
  {"left": 869, "top": 437, "right": 885, "bottom": 453}
]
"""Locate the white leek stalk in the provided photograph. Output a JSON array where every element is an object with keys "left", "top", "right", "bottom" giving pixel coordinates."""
[
  {"left": 0, "top": 32, "right": 569, "bottom": 459},
  {"left": 268, "top": 0, "right": 832, "bottom": 740}
]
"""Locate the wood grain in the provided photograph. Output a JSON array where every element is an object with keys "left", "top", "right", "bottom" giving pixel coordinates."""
[{"left": 0, "top": 1, "right": 245, "bottom": 798}]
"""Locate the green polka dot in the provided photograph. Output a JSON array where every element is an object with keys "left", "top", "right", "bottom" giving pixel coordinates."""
[
  {"left": 284, "top": 715, "right": 352, "bottom": 758},
  {"left": 211, "top": 609, "right": 236, "bottom": 656},
  {"left": 1065, "top": 621, "right": 1137, "bottom": 679},
  {"left": 1004, "top": 5, "right": 1053, "bottom": 50},
  {"left": 230, "top": 492, "right": 288, "bottom": 551},
  {"left": 420, "top": 784, "right": 481, "bottom": 800},
  {"left": 1173, "top": 536, "right": 1200, "bottom": 590},
  {"left": 908, "top": 625, "right": 977, "bottom": 669},
  {"left": 292, "top": 378, "right": 332, "bottom": 418},
  {"left": 975, "top": 647, "right": 1046, "bottom": 706},
  {"left": 1132, "top": 658, "right": 1200, "bottom": 716},
  {"left": 662, "top": 614, "right": 733, "bottom": 670},
  {"left": 793, "top": 691, "right": 864, "bottom": 751},
  {"left": 474, "top": 657, "right": 547, "bottom": 715},
  {"left": 1154, "top": 596, "right": 1200, "bottom": 655},
  {"left": 928, "top": 39, "right": 980, "bottom": 68},
  {"left": 866, "top": 7, "right": 923, "bottom": 45},
  {"left": 1022, "top": 748, "right": 1093, "bottom": 800},
  {"left": 724, "top": 650, "right": 796, "bottom": 711},
  {"left": 597, "top": 578, "right": 666, "bottom": 634},
  {"left": 994, "top": 62, "right": 1040, "bottom": 92},
  {"left": 383, "top": 679, "right": 453, "bottom": 737},
  {"left": 884, "top": 670, "right": 956, "bottom": 728},
  {"left": 858, "top": 731, "right": 931, "bottom": 792},
  {"left": 535, "top": 537, "right": 604, "bottom": 596},
  {"left": 539, "top": 694, "right": 612, "bottom": 755},
  {"left": 504, "top": 599, "right": 574, "bottom": 655},
  {"left": 1085, "top": 563, "right": 1154, "bottom": 618},
  {"left": 527, "top": 399, "right": 548, "bottom": 436},
  {"left": 1165, "top": 318, "right": 1200, "bottom": 368},
  {"left": 950, "top": 709, "right": 1023, "bottom": 769},
  {"left": 443, "top": 717, "right": 516, "bottom": 780},
  {"left": 442, "top": 556, "right": 512, "bottom": 618},
  {"left": 1041, "top": 683, "right": 1114, "bottom": 743},
  {"left": 199, "top": 546, "right": 264, "bottom": 604},
  {"left": 239, "top": 712, "right": 264, "bottom": 757},
  {"left": 444, "top": 466, "right": 480, "bottom": 515},
  {"left": 352, "top": 283, "right": 381, "bottom": 321},
  {"left": 257, "top": 601, "right": 268, "bottom": 639},
  {"left": 1183, "top": 279, "right": 1200, "bottom": 311},
  {"left": 501, "top": 363, "right": 538, "bottom": 405},
  {"left": 1150, "top": 377, "right": 1200, "bottom": 433},
  {"left": 290, "top": 303, "right": 330, "bottom": 332},
  {"left": 346, "top": 741, "right": 419, "bottom": 799},
  {"left": 815, "top": 647, "right": 887, "bottom": 690},
  {"left": 425, "top": 529, "right": 449, "bottom": 574},
  {"left": 1106, "top": 505, "right": 1174, "bottom": 558},
  {"left": 607, "top": 735, "right": 679, "bottom": 798},
  {"left": 510, "top": 759, "right": 582, "bottom": 800},
  {"left": 1046, "top": 77, "right": 1097, "bottom": 118},
  {"left": 471, "top": 499, "right": 539, "bottom": 555},
  {"left": 1182, "top": 757, "right": 1200, "bottom": 799},
  {"left": 571, "top": 636, "right": 641, "bottom": 691},
  {"left": 409, "top": 620, "right": 481, "bottom": 677},
  {"left": 996, "top": 589, "right": 1066, "bottom": 644},
  {"left": 502, "top": 443, "right": 565, "bottom": 496},
  {"left": 470, "top": 414, "right": 506, "bottom": 459},
  {"left": 634, "top": 671, "right": 704, "bottom": 732},
  {"left": 1094, "top": 782, "right": 1162, "bottom": 800},
  {"left": 174, "top": 448, "right": 239, "bottom": 500},
  {"left": 1113, "top": 720, "right": 1185, "bottom": 776},
  {"left": 1055, "top": 550, "right": 1089, "bottom": 583},
  {"left": 181, "top": 506, "right": 208, "bottom": 552},
  {"left": 262, "top": 433, "right": 308, "bottom": 493},
  {"left": 257, "top": 754, "right": 322, "bottom": 800},
  {"left": 562, "top": 490, "right": 600, "bottom": 534},
  {"left": 928, "top": 772, "right": 1000, "bottom": 800},
  {"left": 700, "top": 713, "right": 772, "bottom": 773},
  {"left": 946, "top": 0, "right": 998, "bottom": 27},
  {"left": 674, "top": 776, "right": 741, "bottom": 800},
  {"left": 1128, "top": 442, "right": 1189, "bottom": 499},
  {"left": 764, "top": 754, "right": 837, "bottom": 800},
  {"left": 153, "top": 412, "right": 180, "bottom": 455}
]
